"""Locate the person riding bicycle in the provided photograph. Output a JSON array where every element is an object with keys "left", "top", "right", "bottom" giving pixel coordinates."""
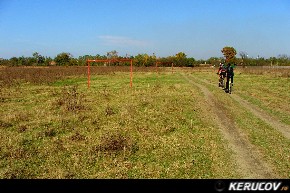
[
  {"left": 225, "top": 62, "right": 235, "bottom": 93},
  {"left": 217, "top": 62, "right": 226, "bottom": 79},
  {"left": 217, "top": 62, "right": 226, "bottom": 88}
]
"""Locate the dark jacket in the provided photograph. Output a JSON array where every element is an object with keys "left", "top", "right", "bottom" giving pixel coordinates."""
[{"left": 226, "top": 65, "right": 234, "bottom": 76}]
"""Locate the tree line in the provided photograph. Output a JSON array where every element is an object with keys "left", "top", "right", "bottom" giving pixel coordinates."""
[{"left": 1, "top": 49, "right": 290, "bottom": 67}]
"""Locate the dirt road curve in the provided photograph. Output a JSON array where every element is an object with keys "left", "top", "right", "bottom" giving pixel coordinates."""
[{"left": 182, "top": 73, "right": 278, "bottom": 178}]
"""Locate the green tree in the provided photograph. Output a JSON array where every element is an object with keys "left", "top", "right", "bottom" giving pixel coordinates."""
[
  {"left": 18, "top": 56, "right": 28, "bottom": 66},
  {"left": 176, "top": 52, "right": 186, "bottom": 59},
  {"left": 147, "top": 53, "right": 157, "bottom": 67},
  {"left": 0, "top": 58, "right": 10, "bottom": 66},
  {"left": 186, "top": 57, "right": 195, "bottom": 67},
  {"left": 175, "top": 52, "right": 187, "bottom": 66},
  {"left": 207, "top": 57, "right": 220, "bottom": 67},
  {"left": 54, "top": 52, "right": 72, "bottom": 66},
  {"left": 32, "top": 52, "right": 45, "bottom": 65},
  {"left": 26, "top": 57, "right": 36, "bottom": 66},
  {"left": 9, "top": 57, "right": 19, "bottom": 66},
  {"left": 44, "top": 57, "right": 53, "bottom": 66},
  {"left": 134, "top": 54, "right": 146, "bottom": 67},
  {"left": 277, "top": 54, "right": 290, "bottom": 66},
  {"left": 133, "top": 53, "right": 156, "bottom": 67}
]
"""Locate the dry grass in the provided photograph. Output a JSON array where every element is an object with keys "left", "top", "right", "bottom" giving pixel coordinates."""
[
  {"left": 238, "top": 66, "right": 290, "bottom": 77},
  {"left": 1, "top": 66, "right": 288, "bottom": 179},
  {"left": 0, "top": 66, "right": 162, "bottom": 86},
  {"left": 0, "top": 69, "right": 238, "bottom": 179}
]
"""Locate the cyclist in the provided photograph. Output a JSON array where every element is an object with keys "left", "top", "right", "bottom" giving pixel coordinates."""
[
  {"left": 225, "top": 62, "right": 235, "bottom": 93},
  {"left": 217, "top": 62, "right": 226, "bottom": 87}
]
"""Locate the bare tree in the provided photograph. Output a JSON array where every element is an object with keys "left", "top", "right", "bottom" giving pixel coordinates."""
[
  {"left": 107, "top": 50, "right": 118, "bottom": 59},
  {"left": 106, "top": 50, "right": 118, "bottom": 66},
  {"left": 239, "top": 51, "right": 248, "bottom": 68}
]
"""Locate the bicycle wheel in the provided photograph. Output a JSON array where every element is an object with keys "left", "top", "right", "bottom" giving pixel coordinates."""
[{"left": 229, "top": 79, "right": 232, "bottom": 94}]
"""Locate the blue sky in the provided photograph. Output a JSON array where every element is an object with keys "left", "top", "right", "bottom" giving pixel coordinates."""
[{"left": 0, "top": 0, "right": 290, "bottom": 59}]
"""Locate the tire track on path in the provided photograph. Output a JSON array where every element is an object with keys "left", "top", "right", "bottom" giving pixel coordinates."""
[
  {"left": 181, "top": 73, "right": 277, "bottom": 178},
  {"left": 231, "top": 95, "right": 290, "bottom": 139},
  {"left": 195, "top": 76, "right": 290, "bottom": 140}
]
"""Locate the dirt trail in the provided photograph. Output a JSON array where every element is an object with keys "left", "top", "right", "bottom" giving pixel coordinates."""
[
  {"left": 181, "top": 73, "right": 277, "bottom": 178},
  {"left": 230, "top": 95, "right": 290, "bottom": 139},
  {"left": 195, "top": 76, "right": 290, "bottom": 140}
]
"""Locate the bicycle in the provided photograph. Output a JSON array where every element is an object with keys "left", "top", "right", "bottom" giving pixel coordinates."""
[
  {"left": 228, "top": 77, "right": 233, "bottom": 94},
  {"left": 218, "top": 75, "right": 225, "bottom": 88}
]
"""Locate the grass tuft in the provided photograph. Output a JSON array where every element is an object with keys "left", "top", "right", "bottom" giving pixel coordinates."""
[{"left": 56, "top": 85, "right": 86, "bottom": 111}]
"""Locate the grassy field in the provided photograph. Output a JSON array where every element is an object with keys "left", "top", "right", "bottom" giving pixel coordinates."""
[{"left": 0, "top": 66, "right": 289, "bottom": 178}]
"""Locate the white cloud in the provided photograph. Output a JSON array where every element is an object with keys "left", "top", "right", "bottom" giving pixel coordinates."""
[{"left": 98, "top": 35, "right": 149, "bottom": 47}]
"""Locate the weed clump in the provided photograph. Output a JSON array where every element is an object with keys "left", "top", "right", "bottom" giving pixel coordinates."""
[
  {"left": 71, "top": 132, "right": 85, "bottom": 141},
  {"left": 18, "top": 125, "right": 28, "bottom": 132},
  {"left": 98, "top": 132, "right": 127, "bottom": 152},
  {"left": 44, "top": 128, "right": 57, "bottom": 137},
  {"left": 57, "top": 85, "right": 86, "bottom": 111},
  {"left": 0, "top": 120, "right": 13, "bottom": 128},
  {"left": 95, "top": 132, "right": 139, "bottom": 155},
  {"left": 105, "top": 106, "right": 115, "bottom": 116}
]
